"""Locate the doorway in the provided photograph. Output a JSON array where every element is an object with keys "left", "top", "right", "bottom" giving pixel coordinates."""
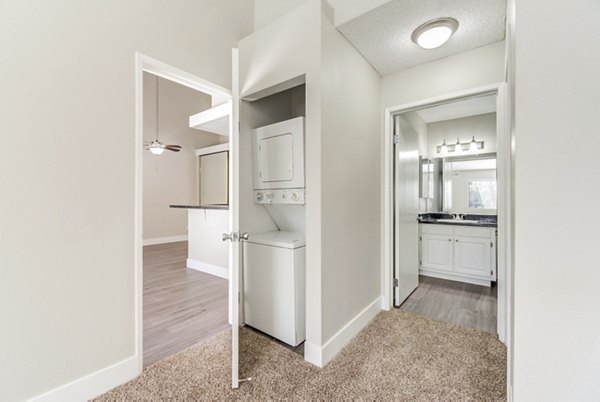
[
  {"left": 134, "top": 54, "right": 237, "bottom": 377},
  {"left": 382, "top": 82, "right": 512, "bottom": 372}
]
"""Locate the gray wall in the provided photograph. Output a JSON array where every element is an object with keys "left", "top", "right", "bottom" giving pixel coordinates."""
[{"left": 0, "top": 1, "right": 253, "bottom": 400}]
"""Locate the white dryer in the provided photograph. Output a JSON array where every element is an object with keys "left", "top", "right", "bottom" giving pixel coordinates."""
[{"left": 242, "top": 231, "right": 305, "bottom": 346}]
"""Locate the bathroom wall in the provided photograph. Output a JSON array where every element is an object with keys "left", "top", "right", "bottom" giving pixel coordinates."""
[{"left": 426, "top": 113, "right": 497, "bottom": 158}]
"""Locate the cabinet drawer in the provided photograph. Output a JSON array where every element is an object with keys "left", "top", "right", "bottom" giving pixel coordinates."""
[
  {"left": 453, "top": 226, "right": 493, "bottom": 239},
  {"left": 420, "top": 224, "right": 453, "bottom": 236}
]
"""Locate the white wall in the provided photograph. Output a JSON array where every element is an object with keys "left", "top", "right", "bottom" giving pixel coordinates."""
[
  {"left": 143, "top": 73, "right": 222, "bottom": 241},
  {"left": 188, "top": 209, "right": 229, "bottom": 271},
  {"left": 0, "top": 1, "right": 253, "bottom": 400},
  {"left": 381, "top": 41, "right": 505, "bottom": 109},
  {"left": 426, "top": 113, "right": 497, "bottom": 158},
  {"left": 513, "top": 1, "right": 600, "bottom": 399},
  {"left": 320, "top": 8, "right": 381, "bottom": 345}
]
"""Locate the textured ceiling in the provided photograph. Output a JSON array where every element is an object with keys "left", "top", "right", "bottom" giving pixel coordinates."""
[
  {"left": 337, "top": 0, "right": 506, "bottom": 75},
  {"left": 416, "top": 95, "right": 497, "bottom": 123}
]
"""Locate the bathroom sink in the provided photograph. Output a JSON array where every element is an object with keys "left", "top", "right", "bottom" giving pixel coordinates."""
[{"left": 436, "top": 219, "right": 480, "bottom": 224}]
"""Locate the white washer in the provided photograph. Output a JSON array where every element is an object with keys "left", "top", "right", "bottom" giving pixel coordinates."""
[{"left": 243, "top": 231, "right": 305, "bottom": 346}]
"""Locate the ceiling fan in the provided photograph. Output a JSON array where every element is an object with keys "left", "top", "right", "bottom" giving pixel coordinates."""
[{"left": 145, "top": 75, "right": 182, "bottom": 155}]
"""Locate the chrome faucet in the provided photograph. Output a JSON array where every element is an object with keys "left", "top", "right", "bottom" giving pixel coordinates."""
[{"left": 452, "top": 213, "right": 464, "bottom": 221}]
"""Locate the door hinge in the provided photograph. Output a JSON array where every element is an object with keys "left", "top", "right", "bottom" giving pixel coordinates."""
[
  {"left": 419, "top": 260, "right": 422, "bottom": 266},
  {"left": 419, "top": 236, "right": 422, "bottom": 241},
  {"left": 393, "top": 134, "right": 399, "bottom": 145},
  {"left": 393, "top": 278, "right": 399, "bottom": 287},
  {"left": 490, "top": 242, "right": 493, "bottom": 248},
  {"left": 491, "top": 270, "right": 493, "bottom": 276}
]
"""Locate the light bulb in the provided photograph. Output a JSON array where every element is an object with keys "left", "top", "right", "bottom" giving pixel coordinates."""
[
  {"left": 440, "top": 140, "right": 448, "bottom": 154},
  {"left": 469, "top": 136, "right": 477, "bottom": 152},
  {"left": 455, "top": 138, "right": 461, "bottom": 152},
  {"left": 150, "top": 146, "right": 164, "bottom": 155}
]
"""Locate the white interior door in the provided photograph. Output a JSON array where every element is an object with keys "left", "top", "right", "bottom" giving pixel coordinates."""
[
  {"left": 393, "top": 115, "right": 420, "bottom": 306},
  {"left": 496, "top": 83, "right": 510, "bottom": 344},
  {"left": 228, "top": 48, "right": 240, "bottom": 389}
]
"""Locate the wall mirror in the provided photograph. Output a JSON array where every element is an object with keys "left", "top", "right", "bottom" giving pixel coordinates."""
[{"left": 437, "top": 153, "right": 497, "bottom": 214}]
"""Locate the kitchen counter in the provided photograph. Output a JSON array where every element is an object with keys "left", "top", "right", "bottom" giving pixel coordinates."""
[
  {"left": 418, "top": 213, "right": 497, "bottom": 228},
  {"left": 170, "top": 204, "right": 229, "bottom": 210}
]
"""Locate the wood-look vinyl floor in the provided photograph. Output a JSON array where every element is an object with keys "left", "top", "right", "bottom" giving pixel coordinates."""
[
  {"left": 399, "top": 275, "right": 497, "bottom": 335},
  {"left": 143, "top": 241, "right": 229, "bottom": 367}
]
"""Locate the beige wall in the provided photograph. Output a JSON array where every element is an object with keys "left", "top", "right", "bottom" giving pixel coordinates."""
[
  {"left": 320, "top": 9, "right": 381, "bottom": 344},
  {"left": 381, "top": 41, "right": 505, "bottom": 109},
  {"left": 426, "top": 113, "right": 497, "bottom": 158},
  {"left": 0, "top": 1, "right": 253, "bottom": 400},
  {"left": 143, "top": 73, "right": 222, "bottom": 241},
  {"left": 513, "top": 0, "right": 600, "bottom": 399}
]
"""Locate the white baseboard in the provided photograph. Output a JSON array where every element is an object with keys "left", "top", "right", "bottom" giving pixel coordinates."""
[
  {"left": 29, "top": 355, "right": 139, "bottom": 402},
  {"left": 143, "top": 235, "right": 188, "bottom": 246},
  {"left": 304, "top": 296, "right": 381, "bottom": 368},
  {"left": 187, "top": 258, "right": 229, "bottom": 279}
]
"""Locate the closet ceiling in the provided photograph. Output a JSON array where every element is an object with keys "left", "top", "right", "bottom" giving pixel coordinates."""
[{"left": 336, "top": 0, "right": 506, "bottom": 75}]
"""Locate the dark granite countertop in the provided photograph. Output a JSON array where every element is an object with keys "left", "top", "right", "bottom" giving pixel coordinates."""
[
  {"left": 170, "top": 204, "right": 229, "bottom": 210},
  {"left": 418, "top": 213, "right": 497, "bottom": 228}
]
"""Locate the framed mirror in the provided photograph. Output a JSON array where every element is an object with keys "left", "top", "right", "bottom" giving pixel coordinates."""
[{"left": 196, "top": 145, "right": 229, "bottom": 206}]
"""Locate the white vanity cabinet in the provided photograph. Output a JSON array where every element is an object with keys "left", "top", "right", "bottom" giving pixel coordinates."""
[
  {"left": 420, "top": 225, "right": 453, "bottom": 272},
  {"left": 420, "top": 224, "right": 496, "bottom": 286}
]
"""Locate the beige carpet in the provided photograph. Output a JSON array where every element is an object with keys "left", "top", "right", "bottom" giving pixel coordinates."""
[{"left": 96, "top": 309, "right": 506, "bottom": 400}]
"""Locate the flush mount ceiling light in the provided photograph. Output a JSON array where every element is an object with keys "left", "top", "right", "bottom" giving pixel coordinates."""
[{"left": 411, "top": 17, "right": 459, "bottom": 50}]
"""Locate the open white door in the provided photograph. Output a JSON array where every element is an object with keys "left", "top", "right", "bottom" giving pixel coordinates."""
[
  {"left": 393, "top": 115, "right": 420, "bottom": 306},
  {"left": 225, "top": 48, "right": 241, "bottom": 389},
  {"left": 496, "top": 83, "right": 510, "bottom": 345}
]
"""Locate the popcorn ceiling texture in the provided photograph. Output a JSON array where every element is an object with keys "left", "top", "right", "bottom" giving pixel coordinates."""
[
  {"left": 96, "top": 309, "right": 506, "bottom": 400},
  {"left": 338, "top": 0, "right": 506, "bottom": 75}
]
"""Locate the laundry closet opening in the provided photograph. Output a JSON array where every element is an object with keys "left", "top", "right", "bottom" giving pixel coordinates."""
[
  {"left": 390, "top": 89, "right": 510, "bottom": 341},
  {"left": 239, "top": 81, "right": 308, "bottom": 356}
]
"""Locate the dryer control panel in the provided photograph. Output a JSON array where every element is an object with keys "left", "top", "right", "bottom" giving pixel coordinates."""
[{"left": 254, "top": 189, "right": 305, "bottom": 205}]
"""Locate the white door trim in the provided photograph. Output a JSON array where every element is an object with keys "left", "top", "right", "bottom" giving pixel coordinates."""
[
  {"left": 382, "top": 83, "right": 504, "bottom": 310},
  {"left": 134, "top": 52, "right": 232, "bottom": 374},
  {"left": 381, "top": 82, "right": 512, "bottom": 396}
]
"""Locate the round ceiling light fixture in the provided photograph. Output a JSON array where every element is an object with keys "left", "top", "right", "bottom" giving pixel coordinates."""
[{"left": 411, "top": 17, "right": 459, "bottom": 50}]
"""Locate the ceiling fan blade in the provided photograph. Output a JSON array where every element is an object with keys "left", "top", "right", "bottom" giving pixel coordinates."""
[
  {"left": 164, "top": 144, "right": 181, "bottom": 149},
  {"left": 164, "top": 146, "right": 181, "bottom": 152}
]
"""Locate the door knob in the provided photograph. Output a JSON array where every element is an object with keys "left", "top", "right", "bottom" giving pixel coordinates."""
[
  {"left": 240, "top": 232, "right": 249, "bottom": 241},
  {"left": 222, "top": 233, "right": 232, "bottom": 242}
]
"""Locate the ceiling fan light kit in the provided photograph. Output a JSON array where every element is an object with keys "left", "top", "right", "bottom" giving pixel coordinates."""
[{"left": 145, "top": 75, "right": 182, "bottom": 155}]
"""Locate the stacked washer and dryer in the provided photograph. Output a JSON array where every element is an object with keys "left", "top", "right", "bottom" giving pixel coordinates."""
[{"left": 243, "top": 117, "right": 306, "bottom": 347}]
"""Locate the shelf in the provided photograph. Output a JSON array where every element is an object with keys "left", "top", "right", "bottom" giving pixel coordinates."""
[{"left": 189, "top": 102, "right": 231, "bottom": 136}]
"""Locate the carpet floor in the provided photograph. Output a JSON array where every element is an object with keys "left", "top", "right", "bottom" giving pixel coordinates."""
[{"left": 96, "top": 309, "right": 506, "bottom": 400}]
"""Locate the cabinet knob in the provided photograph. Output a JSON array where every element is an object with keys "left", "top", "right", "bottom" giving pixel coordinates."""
[{"left": 448, "top": 238, "right": 451, "bottom": 242}]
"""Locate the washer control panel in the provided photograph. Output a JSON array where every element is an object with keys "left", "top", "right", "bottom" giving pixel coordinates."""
[{"left": 254, "top": 189, "right": 305, "bottom": 205}]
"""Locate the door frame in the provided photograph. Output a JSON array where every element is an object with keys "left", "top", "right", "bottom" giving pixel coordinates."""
[
  {"left": 381, "top": 82, "right": 512, "bottom": 342},
  {"left": 133, "top": 53, "right": 233, "bottom": 373}
]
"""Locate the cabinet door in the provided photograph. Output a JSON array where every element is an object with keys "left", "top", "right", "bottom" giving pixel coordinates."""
[
  {"left": 421, "top": 233, "right": 453, "bottom": 272},
  {"left": 454, "top": 236, "right": 492, "bottom": 278}
]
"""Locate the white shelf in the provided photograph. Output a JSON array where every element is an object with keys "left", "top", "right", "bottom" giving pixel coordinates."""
[{"left": 189, "top": 102, "right": 231, "bottom": 136}]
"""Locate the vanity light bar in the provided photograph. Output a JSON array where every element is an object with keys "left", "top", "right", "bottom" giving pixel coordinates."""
[{"left": 436, "top": 137, "right": 484, "bottom": 154}]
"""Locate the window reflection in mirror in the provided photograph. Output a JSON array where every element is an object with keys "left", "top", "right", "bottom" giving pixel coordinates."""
[{"left": 440, "top": 153, "right": 497, "bottom": 214}]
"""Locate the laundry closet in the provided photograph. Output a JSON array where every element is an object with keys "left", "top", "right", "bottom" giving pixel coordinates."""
[{"left": 239, "top": 84, "right": 307, "bottom": 349}]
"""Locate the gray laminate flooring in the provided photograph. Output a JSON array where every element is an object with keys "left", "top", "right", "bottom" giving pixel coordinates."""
[
  {"left": 399, "top": 275, "right": 497, "bottom": 335},
  {"left": 143, "top": 241, "right": 229, "bottom": 367}
]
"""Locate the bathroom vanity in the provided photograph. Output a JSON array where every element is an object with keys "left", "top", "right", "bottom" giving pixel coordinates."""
[{"left": 418, "top": 214, "right": 497, "bottom": 287}]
